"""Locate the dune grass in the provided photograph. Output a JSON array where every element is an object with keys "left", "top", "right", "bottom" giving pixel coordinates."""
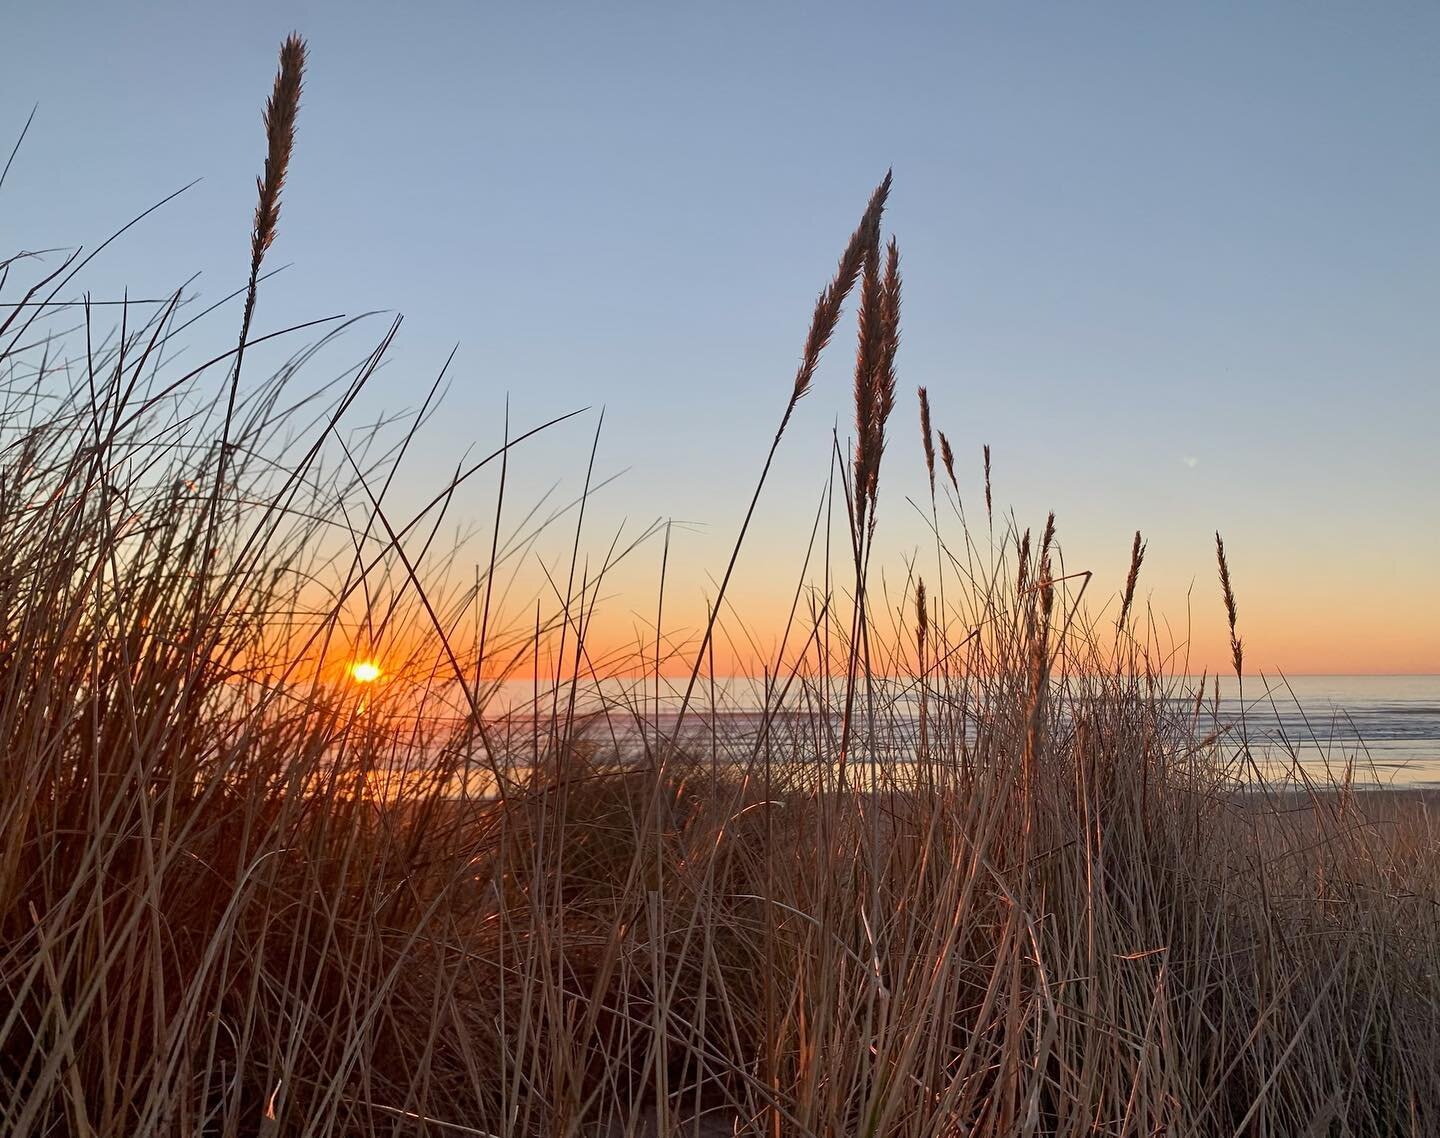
[{"left": 3, "top": 35, "right": 1439, "bottom": 1138}]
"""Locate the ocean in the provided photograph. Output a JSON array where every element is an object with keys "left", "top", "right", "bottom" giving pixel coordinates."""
[
  {"left": 1205, "top": 675, "right": 1440, "bottom": 786},
  {"left": 476, "top": 673, "right": 1440, "bottom": 791}
]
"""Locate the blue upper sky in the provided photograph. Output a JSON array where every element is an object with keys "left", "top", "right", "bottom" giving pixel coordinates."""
[{"left": 5, "top": 2, "right": 1438, "bottom": 671}]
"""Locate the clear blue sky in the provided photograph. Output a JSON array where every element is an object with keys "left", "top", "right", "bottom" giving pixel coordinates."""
[{"left": 5, "top": 2, "right": 1437, "bottom": 671}]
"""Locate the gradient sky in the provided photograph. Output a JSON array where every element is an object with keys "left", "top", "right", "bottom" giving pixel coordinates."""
[{"left": 6, "top": 2, "right": 1438, "bottom": 674}]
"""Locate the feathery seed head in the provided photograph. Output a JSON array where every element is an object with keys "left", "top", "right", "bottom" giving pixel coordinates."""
[
  {"left": 917, "top": 387, "right": 936, "bottom": 497},
  {"left": 1118, "top": 529, "right": 1146, "bottom": 629},
  {"left": 852, "top": 234, "right": 901, "bottom": 540},
  {"left": 251, "top": 34, "right": 307, "bottom": 274},
  {"left": 938, "top": 430, "right": 957, "bottom": 493},
  {"left": 983, "top": 444, "right": 992, "bottom": 521},
  {"left": 916, "top": 577, "right": 928, "bottom": 658},
  {"left": 786, "top": 171, "right": 892, "bottom": 424},
  {"left": 1216, "top": 532, "right": 1243, "bottom": 678},
  {"left": 851, "top": 233, "right": 884, "bottom": 536}
]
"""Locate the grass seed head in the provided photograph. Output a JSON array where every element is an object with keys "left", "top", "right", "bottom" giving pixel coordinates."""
[
  {"left": 251, "top": 34, "right": 307, "bottom": 274},
  {"left": 938, "top": 429, "right": 958, "bottom": 493},
  {"left": 1216, "top": 531, "right": 1243, "bottom": 677},
  {"left": 917, "top": 386, "right": 936, "bottom": 498}
]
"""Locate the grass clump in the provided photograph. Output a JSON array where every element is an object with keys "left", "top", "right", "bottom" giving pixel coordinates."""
[{"left": 2, "top": 34, "right": 1439, "bottom": 1138}]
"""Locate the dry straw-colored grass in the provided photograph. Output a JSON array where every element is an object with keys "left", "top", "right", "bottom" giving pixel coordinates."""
[{"left": 2, "top": 34, "right": 1439, "bottom": 1138}]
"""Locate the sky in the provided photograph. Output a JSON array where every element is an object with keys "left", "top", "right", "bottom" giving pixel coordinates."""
[{"left": 4, "top": 2, "right": 1438, "bottom": 675}]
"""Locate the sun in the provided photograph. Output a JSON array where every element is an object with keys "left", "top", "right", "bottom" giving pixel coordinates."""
[{"left": 349, "top": 661, "right": 382, "bottom": 684}]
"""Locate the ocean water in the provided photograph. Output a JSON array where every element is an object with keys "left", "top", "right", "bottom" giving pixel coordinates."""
[
  {"left": 1202, "top": 675, "right": 1440, "bottom": 786},
  {"left": 478, "top": 674, "right": 1440, "bottom": 789}
]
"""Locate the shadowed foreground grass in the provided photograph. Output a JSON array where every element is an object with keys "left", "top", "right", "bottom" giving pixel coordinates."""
[{"left": 4, "top": 38, "right": 1440, "bottom": 1138}]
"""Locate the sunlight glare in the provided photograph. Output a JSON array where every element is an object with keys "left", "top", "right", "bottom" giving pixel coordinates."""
[{"left": 350, "top": 661, "right": 382, "bottom": 684}]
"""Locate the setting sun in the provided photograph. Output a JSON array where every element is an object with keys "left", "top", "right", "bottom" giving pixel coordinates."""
[{"left": 349, "top": 661, "right": 381, "bottom": 684}]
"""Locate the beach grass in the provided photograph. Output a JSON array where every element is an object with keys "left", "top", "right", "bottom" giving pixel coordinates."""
[{"left": 2, "top": 35, "right": 1439, "bottom": 1137}]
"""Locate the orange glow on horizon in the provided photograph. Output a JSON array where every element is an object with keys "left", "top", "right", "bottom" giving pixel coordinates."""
[{"left": 262, "top": 557, "right": 1439, "bottom": 693}]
